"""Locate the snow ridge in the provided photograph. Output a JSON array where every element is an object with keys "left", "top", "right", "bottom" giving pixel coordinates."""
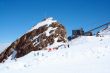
[{"left": 28, "top": 17, "right": 57, "bottom": 32}]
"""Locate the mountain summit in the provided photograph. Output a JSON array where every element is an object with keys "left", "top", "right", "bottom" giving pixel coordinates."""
[
  {"left": 0, "top": 17, "right": 67, "bottom": 62},
  {"left": 28, "top": 17, "right": 57, "bottom": 32}
]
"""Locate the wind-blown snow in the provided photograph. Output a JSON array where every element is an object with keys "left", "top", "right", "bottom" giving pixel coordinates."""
[
  {"left": 28, "top": 17, "right": 57, "bottom": 32},
  {"left": 0, "top": 35, "right": 110, "bottom": 73}
]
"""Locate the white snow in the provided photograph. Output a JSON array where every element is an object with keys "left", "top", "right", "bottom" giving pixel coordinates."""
[
  {"left": 47, "top": 37, "right": 66, "bottom": 49},
  {"left": 45, "top": 27, "right": 57, "bottom": 36},
  {"left": 28, "top": 17, "right": 57, "bottom": 32},
  {"left": 31, "top": 35, "right": 39, "bottom": 47},
  {"left": 0, "top": 35, "right": 110, "bottom": 73},
  {"left": 99, "top": 26, "right": 110, "bottom": 35}
]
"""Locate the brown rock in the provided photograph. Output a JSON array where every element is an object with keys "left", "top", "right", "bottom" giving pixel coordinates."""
[{"left": 0, "top": 20, "right": 67, "bottom": 63}]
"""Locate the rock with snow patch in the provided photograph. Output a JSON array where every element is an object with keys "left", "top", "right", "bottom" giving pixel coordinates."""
[{"left": 0, "top": 17, "right": 67, "bottom": 63}]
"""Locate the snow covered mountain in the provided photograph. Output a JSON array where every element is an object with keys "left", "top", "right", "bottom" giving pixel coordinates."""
[
  {"left": 0, "top": 18, "right": 110, "bottom": 73},
  {"left": 0, "top": 35, "right": 110, "bottom": 73},
  {"left": 0, "top": 17, "right": 67, "bottom": 63}
]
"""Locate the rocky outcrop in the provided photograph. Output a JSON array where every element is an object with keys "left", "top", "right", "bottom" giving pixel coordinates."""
[{"left": 0, "top": 18, "right": 67, "bottom": 63}]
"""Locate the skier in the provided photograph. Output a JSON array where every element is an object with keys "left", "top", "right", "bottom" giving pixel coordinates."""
[{"left": 68, "top": 44, "right": 69, "bottom": 48}]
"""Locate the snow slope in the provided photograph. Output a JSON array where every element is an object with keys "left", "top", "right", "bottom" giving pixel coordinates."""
[
  {"left": 99, "top": 26, "right": 110, "bottom": 35},
  {"left": 28, "top": 17, "right": 57, "bottom": 32},
  {"left": 0, "top": 35, "right": 110, "bottom": 73}
]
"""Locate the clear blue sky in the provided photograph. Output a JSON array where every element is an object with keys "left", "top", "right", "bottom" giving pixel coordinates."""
[{"left": 0, "top": 0, "right": 110, "bottom": 43}]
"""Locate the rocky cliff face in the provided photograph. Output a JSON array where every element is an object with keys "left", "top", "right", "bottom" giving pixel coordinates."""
[{"left": 0, "top": 17, "right": 67, "bottom": 63}]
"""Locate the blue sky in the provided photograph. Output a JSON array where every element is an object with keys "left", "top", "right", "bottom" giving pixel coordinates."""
[{"left": 0, "top": 0, "right": 110, "bottom": 43}]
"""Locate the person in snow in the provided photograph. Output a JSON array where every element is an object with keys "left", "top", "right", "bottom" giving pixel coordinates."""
[{"left": 68, "top": 44, "right": 70, "bottom": 48}]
